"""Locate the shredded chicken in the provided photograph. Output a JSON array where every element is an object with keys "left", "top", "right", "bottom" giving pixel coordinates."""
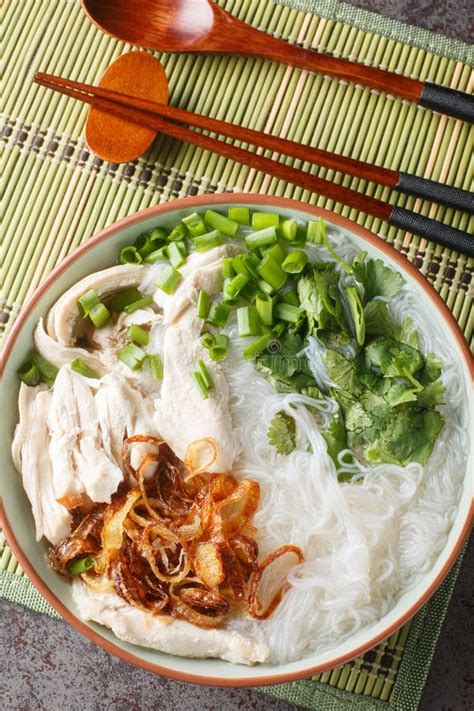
[
  {"left": 12, "top": 384, "right": 71, "bottom": 543},
  {"left": 155, "top": 308, "right": 239, "bottom": 472},
  {"left": 48, "top": 367, "right": 123, "bottom": 502},
  {"left": 73, "top": 582, "right": 269, "bottom": 665}
]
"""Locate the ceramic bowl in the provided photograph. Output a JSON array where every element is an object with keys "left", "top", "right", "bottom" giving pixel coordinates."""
[{"left": 1, "top": 194, "right": 472, "bottom": 686}]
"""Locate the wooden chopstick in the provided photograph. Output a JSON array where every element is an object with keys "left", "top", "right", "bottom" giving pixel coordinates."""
[
  {"left": 34, "top": 72, "right": 473, "bottom": 214},
  {"left": 33, "top": 73, "right": 474, "bottom": 255}
]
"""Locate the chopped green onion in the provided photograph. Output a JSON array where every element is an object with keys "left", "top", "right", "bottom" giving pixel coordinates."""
[
  {"left": 166, "top": 241, "right": 186, "bottom": 268},
  {"left": 222, "top": 258, "right": 235, "bottom": 279},
  {"left": 197, "top": 359, "right": 213, "bottom": 390},
  {"left": 257, "top": 279, "right": 274, "bottom": 295},
  {"left": 200, "top": 332, "right": 215, "bottom": 350},
  {"left": 228, "top": 206, "right": 250, "bottom": 224},
  {"left": 256, "top": 295, "right": 273, "bottom": 326},
  {"left": 245, "top": 226, "right": 278, "bottom": 250},
  {"left": 148, "top": 354, "right": 163, "bottom": 380},
  {"left": 282, "top": 250, "right": 308, "bottom": 274},
  {"left": 194, "top": 230, "right": 223, "bottom": 252},
  {"left": 135, "top": 228, "right": 166, "bottom": 257},
  {"left": 280, "top": 219, "right": 298, "bottom": 241},
  {"left": 227, "top": 273, "right": 249, "bottom": 298},
  {"left": 280, "top": 288, "right": 300, "bottom": 306},
  {"left": 196, "top": 290, "right": 210, "bottom": 319},
  {"left": 109, "top": 288, "right": 142, "bottom": 312},
  {"left": 89, "top": 302, "right": 111, "bottom": 328},
  {"left": 239, "top": 281, "right": 259, "bottom": 303},
  {"left": 144, "top": 246, "right": 168, "bottom": 264},
  {"left": 31, "top": 352, "right": 58, "bottom": 385},
  {"left": 251, "top": 212, "right": 279, "bottom": 230},
  {"left": 263, "top": 242, "right": 285, "bottom": 264},
  {"left": 17, "top": 361, "right": 40, "bottom": 387},
  {"left": 77, "top": 289, "right": 100, "bottom": 317},
  {"left": 124, "top": 295, "right": 154, "bottom": 314},
  {"left": 71, "top": 358, "right": 100, "bottom": 379},
  {"left": 307, "top": 219, "right": 324, "bottom": 244},
  {"left": 209, "top": 334, "right": 230, "bottom": 361},
  {"left": 182, "top": 212, "right": 207, "bottom": 236},
  {"left": 193, "top": 370, "right": 210, "bottom": 400},
  {"left": 149, "top": 226, "right": 168, "bottom": 244},
  {"left": 274, "top": 302, "right": 302, "bottom": 323},
  {"left": 272, "top": 321, "right": 287, "bottom": 337},
  {"left": 223, "top": 278, "right": 238, "bottom": 304},
  {"left": 204, "top": 209, "right": 239, "bottom": 237},
  {"left": 176, "top": 239, "right": 189, "bottom": 257},
  {"left": 127, "top": 324, "right": 149, "bottom": 347},
  {"left": 118, "top": 343, "right": 147, "bottom": 370},
  {"left": 119, "top": 245, "right": 142, "bottom": 265},
  {"left": 155, "top": 265, "right": 182, "bottom": 295},
  {"left": 69, "top": 556, "right": 94, "bottom": 575},
  {"left": 167, "top": 223, "right": 188, "bottom": 242},
  {"left": 243, "top": 333, "right": 272, "bottom": 359},
  {"left": 232, "top": 254, "right": 259, "bottom": 281},
  {"left": 206, "top": 302, "right": 231, "bottom": 328},
  {"left": 237, "top": 306, "right": 260, "bottom": 337},
  {"left": 257, "top": 255, "right": 287, "bottom": 290}
]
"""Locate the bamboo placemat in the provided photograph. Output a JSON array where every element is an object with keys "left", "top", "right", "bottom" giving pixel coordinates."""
[{"left": 1, "top": 1, "right": 473, "bottom": 709}]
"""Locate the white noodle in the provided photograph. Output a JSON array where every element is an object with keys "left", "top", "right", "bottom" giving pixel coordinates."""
[{"left": 222, "top": 235, "right": 468, "bottom": 663}]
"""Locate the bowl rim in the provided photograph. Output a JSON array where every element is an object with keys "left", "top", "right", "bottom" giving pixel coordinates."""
[{"left": 1, "top": 193, "right": 473, "bottom": 687}]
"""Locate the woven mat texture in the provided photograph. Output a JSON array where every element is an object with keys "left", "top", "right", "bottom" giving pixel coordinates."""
[{"left": 1, "top": 1, "right": 473, "bottom": 710}]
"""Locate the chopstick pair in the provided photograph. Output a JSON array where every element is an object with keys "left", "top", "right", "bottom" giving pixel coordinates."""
[{"left": 34, "top": 72, "right": 474, "bottom": 256}]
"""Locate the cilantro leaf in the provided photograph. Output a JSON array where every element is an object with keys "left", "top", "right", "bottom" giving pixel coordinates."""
[
  {"left": 366, "top": 407, "right": 444, "bottom": 465},
  {"left": 267, "top": 412, "right": 297, "bottom": 455},
  {"left": 419, "top": 353, "right": 443, "bottom": 384},
  {"left": 364, "top": 301, "right": 400, "bottom": 339},
  {"left": 415, "top": 380, "right": 445, "bottom": 408},
  {"left": 342, "top": 285, "right": 365, "bottom": 345},
  {"left": 323, "top": 350, "right": 363, "bottom": 395},
  {"left": 322, "top": 417, "right": 347, "bottom": 465},
  {"left": 352, "top": 256, "right": 404, "bottom": 302},
  {"left": 255, "top": 333, "right": 317, "bottom": 395},
  {"left": 365, "top": 337, "right": 424, "bottom": 377}
]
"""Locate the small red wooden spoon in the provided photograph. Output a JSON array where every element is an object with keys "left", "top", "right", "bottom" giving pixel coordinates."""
[{"left": 86, "top": 51, "right": 168, "bottom": 163}]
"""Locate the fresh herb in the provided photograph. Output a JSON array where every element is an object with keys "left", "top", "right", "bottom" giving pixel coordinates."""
[
  {"left": 352, "top": 254, "right": 404, "bottom": 302},
  {"left": 267, "top": 412, "right": 296, "bottom": 455}
]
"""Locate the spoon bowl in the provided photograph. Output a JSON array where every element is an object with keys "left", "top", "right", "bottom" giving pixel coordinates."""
[{"left": 81, "top": 0, "right": 474, "bottom": 122}]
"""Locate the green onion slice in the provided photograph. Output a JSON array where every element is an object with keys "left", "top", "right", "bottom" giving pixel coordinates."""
[
  {"left": 167, "top": 223, "right": 188, "bottom": 242},
  {"left": 257, "top": 255, "right": 287, "bottom": 290},
  {"left": 237, "top": 306, "right": 261, "bottom": 337},
  {"left": 256, "top": 294, "right": 273, "bottom": 326},
  {"left": 228, "top": 206, "right": 250, "bottom": 224},
  {"left": 194, "top": 230, "right": 223, "bottom": 252},
  {"left": 196, "top": 290, "right": 210, "bottom": 319},
  {"left": 204, "top": 209, "right": 239, "bottom": 237},
  {"left": 118, "top": 343, "right": 147, "bottom": 370},
  {"left": 200, "top": 332, "right": 215, "bottom": 350},
  {"left": 166, "top": 241, "right": 186, "bottom": 268},
  {"left": 127, "top": 324, "right": 149, "bottom": 347},
  {"left": 273, "top": 302, "right": 302, "bottom": 323},
  {"left": 143, "top": 246, "right": 168, "bottom": 264},
  {"left": 71, "top": 359, "right": 100, "bottom": 379},
  {"left": 123, "top": 295, "right": 154, "bottom": 314},
  {"left": 182, "top": 212, "right": 207, "bottom": 236},
  {"left": 119, "top": 245, "right": 142, "bottom": 265},
  {"left": 69, "top": 556, "right": 95, "bottom": 575},
  {"left": 148, "top": 354, "right": 163, "bottom": 380},
  {"left": 206, "top": 302, "right": 231, "bottom": 328},
  {"left": 109, "top": 288, "right": 142, "bottom": 312},
  {"left": 193, "top": 370, "right": 210, "bottom": 400},
  {"left": 282, "top": 250, "right": 308, "bottom": 274},
  {"left": 243, "top": 333, "right": 272, "bottom": 359},
  {"left": 245, "top": 226, "right": 278, "bottom": 250},
  {"left": 251, "top": 212, "right": 279, "bottom": 231},
  {"left": 89, "top": 302, "right": 111, "bottom": 329},
  {"left": 209, "top": 334, "right": 229, "bottom": 361},
  {"left": 155, "top": 265, "right": 182, "bottom": 295},
  {"left": 197, "top": 358, "right": 213, "bottom": 390},
  {"left": 280, "top": 219, "right": 298, "bottom": 241},
  {"left": 17, "top": 361, "right": 41, "bottom": 387},
  {"left": 77, "top": 289, "right": 100, "bottom": 317}
]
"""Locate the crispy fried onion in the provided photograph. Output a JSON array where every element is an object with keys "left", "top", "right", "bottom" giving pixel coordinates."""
[{"left": 49, "top": 436, "right": 304, "bottom": 628}]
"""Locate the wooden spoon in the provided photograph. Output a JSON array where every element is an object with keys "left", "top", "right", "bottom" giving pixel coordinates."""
[
  {"left": 81, "top": 0, "right": 473, "bottom": 123},
  {"left": 86, "top": 51, "right": 168, "bottom": 162}
]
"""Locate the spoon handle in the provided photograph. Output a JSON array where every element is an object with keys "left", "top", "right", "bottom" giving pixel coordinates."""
[{"left": 223, "top": 11, "right": 474, "bottom": 123}]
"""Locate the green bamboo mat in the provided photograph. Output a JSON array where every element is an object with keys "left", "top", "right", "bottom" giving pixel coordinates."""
[{"left": 0, "top": 0, "right": 472, "bottom": 709}]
